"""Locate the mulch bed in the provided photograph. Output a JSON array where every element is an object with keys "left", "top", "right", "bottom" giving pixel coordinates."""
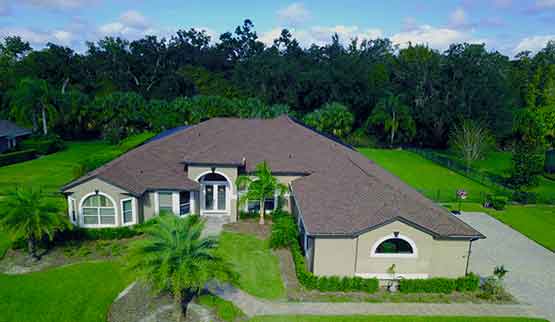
[
  {"left": 223, "top": 218, "right": 272, "bottom": 239},
  {"left": 0, "top": 237, "right": 136, "bottom": 274}
]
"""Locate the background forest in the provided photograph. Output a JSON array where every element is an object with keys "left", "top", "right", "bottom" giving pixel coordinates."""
[{"left": 1, "top": 20, "right": 554, "bottom": 171}]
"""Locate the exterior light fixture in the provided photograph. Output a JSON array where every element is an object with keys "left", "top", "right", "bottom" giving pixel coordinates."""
[{"left": 394, "top": 231, "right": 400, "bottom": 237}]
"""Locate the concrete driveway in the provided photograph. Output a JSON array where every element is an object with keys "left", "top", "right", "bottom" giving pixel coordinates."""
[{"left": 459, "top": 212, "right": 555, "bottom": 322}]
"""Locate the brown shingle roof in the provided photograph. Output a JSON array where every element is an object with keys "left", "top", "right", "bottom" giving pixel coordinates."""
[{"left": 62, "top": 116, "right": 483, "bottom": 239}]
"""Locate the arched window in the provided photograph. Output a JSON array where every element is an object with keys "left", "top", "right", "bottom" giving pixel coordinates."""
[
  {"left": 371, "top": 234, "right": 417, "bottom": 258},
  {"left": 376, "top": 238, "right": 413, "bottom": 254},
  {"left": 82, "top": 194, "right": 116, "bottom": 225}
]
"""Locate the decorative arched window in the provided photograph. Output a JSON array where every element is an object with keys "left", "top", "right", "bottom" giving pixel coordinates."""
[
  {"left": 82, "top": 194, "right": 116, "bottom": 225},
  {"left": 376, "top": 238, "right": 413, "bottom": 254},
  {"left": 371, "top": 234, "right": 417, "bottom": 258}
]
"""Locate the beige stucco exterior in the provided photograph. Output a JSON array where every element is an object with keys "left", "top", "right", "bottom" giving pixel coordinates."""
[
  {"left": 311, "top": 220, "right": 471, "bottom": 279},
  {"left": 64, "top": 178, "right": 137, "bottom": 227}
]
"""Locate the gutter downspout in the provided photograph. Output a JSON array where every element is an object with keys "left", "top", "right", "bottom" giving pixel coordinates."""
[
  {"left": 465, "top": 239, "right": 474, "bottom": 275},
  {"left": 354, "top": 236, "right": 359, "bottom": 276}
]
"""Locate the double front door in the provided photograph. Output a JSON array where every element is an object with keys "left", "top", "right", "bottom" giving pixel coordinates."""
[{"left": 200, "top": 182, "right": 228, "bottom": 216}]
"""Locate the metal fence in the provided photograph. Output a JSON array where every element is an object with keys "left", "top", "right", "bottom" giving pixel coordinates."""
[{"left": 407, "top": 148, "right": 555, "bottom": 205}]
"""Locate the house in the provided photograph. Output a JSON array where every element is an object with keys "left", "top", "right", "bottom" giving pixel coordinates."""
[
  {"left": 61, "top": 116, "right": 484, "bottom": 279},
  {"left": 0, "top": 120, "right": 32, "bottom": 153}
]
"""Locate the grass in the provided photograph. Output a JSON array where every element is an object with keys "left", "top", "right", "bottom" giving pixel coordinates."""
[
  {"left": 0, "top": 132, "right": 155, "bottom": 195},
  {"left": 445, "top": 202, "right": 555, "bottom": 251},
  {"left": 359, "top": 148, "right": 493, "bottom": 202},
  {"left": 249, "top": 316, "right": 548, "bottom": 322},
  {"left": 0, "top": 230, "right": 11, "bottom": 259},
  {"left": 0, "top": 261, "right": 130, "bottom": 322},
  {"left": 197, "top": 294, "right": 246, "bottom": 322},
  {"left": 433, "top": 149, "right": 555, "bottom": 203},
  {"left": 217, "top": 231, "right": 286, "bottom": 300}
]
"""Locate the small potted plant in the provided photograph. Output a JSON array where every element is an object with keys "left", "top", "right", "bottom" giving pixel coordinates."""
[{"left": 452, "top": 189, "right": 467, "bottom": 215}]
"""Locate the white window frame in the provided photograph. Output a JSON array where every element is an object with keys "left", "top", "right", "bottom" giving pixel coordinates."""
[
  {"left": 241, "top": 189, "right": 279, "bottom": 214},
  {"left": 155, "top": 191, "right": 179, "bottom": 215},
  {"left": 67, "top": 196, "right": 77, "bottom": 225},
  {"left": 79, "top": 191, "right": 118, "bottom": 228},
  {"left": 120, "top": 197, "right": 137, "bottom": 226},
  {"left": 370, "top": 233, "right": 418, "bottom": 258}
]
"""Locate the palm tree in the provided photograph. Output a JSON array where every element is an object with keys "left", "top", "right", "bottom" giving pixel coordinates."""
[
  {"left": 9, "top": 77, "right": 57, "bottom": 135},
  {"left": 127, "top": 213, "right": 232, "bottom": 321},
  {"left": 0, "top": 188, "right": 68, "bottom": 260},
  {"left": 236, "top": 161, "right": 287, "bottom": 225}
]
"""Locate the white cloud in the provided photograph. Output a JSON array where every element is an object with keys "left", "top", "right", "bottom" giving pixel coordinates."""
[
  {"left": 260, "top": 25, "right": 383, "bottom": 47},
  {"left": 277, "top": 3, "right": 310, "bottom": 26},
  {"left": 120, "top": 10, "right": 149, "bottom": 29},
  {"left": 513, "top": 34, "right": 555, "bottom": 54},
  {"left": 449, "top": 7, "right": 468, "bottom": 28},
  {"left": 391, "top": 25, "right": 482, "bottom": 50},
  {"left": 97, "top": 10, "right": 153, "bottom": 39},
  {"left": 0, "top": 27, "right": 74, "bottom": 47}
]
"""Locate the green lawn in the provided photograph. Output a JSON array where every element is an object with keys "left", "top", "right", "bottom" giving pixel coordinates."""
[
  {"left": 198, "top": 294, "right": 246, "bottom": 322},
  {"left": 0, "top": 140, "right": 112, "bottom": 195},
  {"left": 0, "top": 261, "right": 130, "bottom": 322},
  {"left": 433, "top": 150, "right": 555, "bottom": 203},
  {"left": 249, "top": 316, "right": 547, "bottom": 322},
  {"left": 445, "top": 202, "right": 555, "bottom": 251},
  {"left": 359, "top": 148, "right": 493, "bottom": 202},
  {"left": 217, "top": 232, "right": 286, "bottom": 300}
]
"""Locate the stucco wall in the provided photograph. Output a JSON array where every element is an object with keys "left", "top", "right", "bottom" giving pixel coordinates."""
[
  {"left": 142, "top": 191, "right": 156, "bottom": 221},
  {"left": 313, "top": 237, "right": 357, "bottom": 276},
  {"left": 311, "top": 220, "right": 470, "bottom": 278},
  {"left": 65, "top": 178, "right": 136, "bottom": 227}
]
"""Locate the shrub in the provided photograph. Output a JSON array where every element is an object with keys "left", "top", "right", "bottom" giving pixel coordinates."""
[
  {"left": 0, "top": 149, "right": 37, "bottom": 166},
  {"left": 511, "top": 190, "right": 537, "bottom": 204},
  {"left": 269, "top": 214, "right": 297, "bottom": 249},
  {"left": 19, "top": 134, "right": 65, "bottom": 155},
  {"left": 399, "top": 278, "right": 457, "bottom": 294},
  {"left": 344, "top": 128, "right": 378, "bottom": 148},
  {"left": 53, "top": 220, "right": 158, "bottom": 243},
  {"left": 455, "top": 273, "right": 480, "bottom": 292},
  {"left": 487, "top": 195, "right": 508, "bottom": 210},
  {"left": 197, "top": 294, "right": 246, "bottom": 322}
]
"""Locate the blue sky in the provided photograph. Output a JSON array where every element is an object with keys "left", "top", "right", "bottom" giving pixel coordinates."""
[{"left": 0, "top": 0, "right": 554, "bottom": 56}]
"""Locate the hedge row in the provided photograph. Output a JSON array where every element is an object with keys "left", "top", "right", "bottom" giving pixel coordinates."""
[
  {"left": 0, "top": 149, "right": 37, "bottom": 166},
  {"left": 399, "top": 274, "right": 480, "bottom": 294},
  {"left": 19, "top": 135, "right": 65, "bottom": 155},
  {"left": 270, "top": 213, "right": 379, "bottom": 293}
]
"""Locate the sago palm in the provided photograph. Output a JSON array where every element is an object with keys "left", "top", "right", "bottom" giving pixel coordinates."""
[
  {"left": 236, "top": 161, "right": 287, "bottom": 225},
  {"left": 127, "top": 213, "right": 232, "bottom": 321},
  {"left": 0, "top": 188, "right": 68, "bottom": 260}
]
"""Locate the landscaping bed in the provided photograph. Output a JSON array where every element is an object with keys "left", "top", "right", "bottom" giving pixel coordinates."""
[{"left": 0, "top": 237, "right": 136, "bottom": 274}]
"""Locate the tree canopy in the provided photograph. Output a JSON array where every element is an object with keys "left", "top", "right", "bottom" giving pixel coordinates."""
[{"left": 1, "top": 20, "right": 554, "bottom": 149}]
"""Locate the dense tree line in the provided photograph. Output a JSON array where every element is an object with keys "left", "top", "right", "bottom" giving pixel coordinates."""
[{"left": 0, "top": 19, "right": 554, "bottom": 151}]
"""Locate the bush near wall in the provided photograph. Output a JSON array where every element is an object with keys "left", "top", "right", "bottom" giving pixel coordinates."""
[
  {"left": 270, "top": 213, "right": 379, "bottom": 293},
  {"left": 19, "top": 134, "right": 65, "bottom": 155},
  {"left": 399, "top": 274, "right": 479, "bottom": 294},
  {"left": 0, "top": 149, "right": 37, "bottom": 166}
]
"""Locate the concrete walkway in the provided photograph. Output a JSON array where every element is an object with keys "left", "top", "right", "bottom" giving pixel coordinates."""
[
  {"left": 207, "top": 282, "right": 541, "bottom": 319},
  {"left": 459, "top": 212, "right": 555, "bottom": 322}
]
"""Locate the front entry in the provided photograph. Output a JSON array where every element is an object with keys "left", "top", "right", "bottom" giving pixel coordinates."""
[{"left": 199, "top": 173, "right": 230, "bottom": 217}]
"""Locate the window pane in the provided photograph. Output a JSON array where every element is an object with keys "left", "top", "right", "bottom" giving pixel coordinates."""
[
  {"left": 100, "top": 215, "right": 115, "bottom": 224},
  {"left": 84, "top": 215, "right": 98, "bottom": 224},
  {"left": 99, "top": 195, "right": 112, "bottom": 207},
  {"left": 205, "top": 185, "right": 213, "bottom": 210},
  {"left": 159, "top": 192, "right": 172, "bottom": 208},
  {"left": 248, "top": 200, "right": 259, "bottom": 213},
  {"left": 376, "top": 238, "right": 413, "bottom": 254},
  {"left": 264, "top": 197, "right": 275, "bottom": 211},
  {"left": 123, "top": 200, "right": 133, "bottom": 223},
  {"left": 217, "top": 186, "right": 226, "bottom": 210},
  {"left": 82, "top": 208, "right": 97, "bottom": 217},
  {"left": 83, "top": 195, "right": 98, "bottom": 207},
  {"left": 100, "top": 208, "right": 114, "bottom": 217}
]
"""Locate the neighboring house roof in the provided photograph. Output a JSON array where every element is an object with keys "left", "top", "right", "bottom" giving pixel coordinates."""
[
  {"left": 0, "top": 120, "right": 32, "bottom": 139},
  {"left": 62, "top": 116, "right": 483, "bottom": 240}
]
